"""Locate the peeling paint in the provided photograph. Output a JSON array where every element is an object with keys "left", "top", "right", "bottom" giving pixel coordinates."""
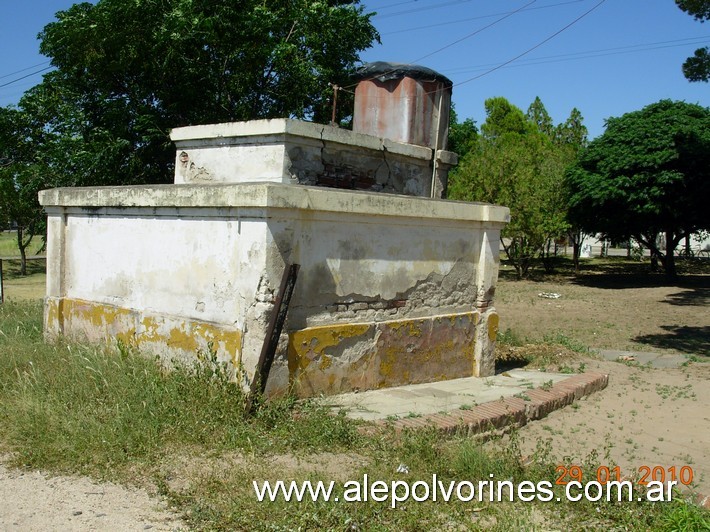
[
  {"left": 287, "top": 312, "right": 479, "bottom": 397},
  {"left": 46, "top": 298, "right": 242, "bottom": 367},
  {"left": 287, "top": 323, "right": 372, "bottom": 373},
  {"left": 488, "top": 313, "right": 499, "bottom": 342}
]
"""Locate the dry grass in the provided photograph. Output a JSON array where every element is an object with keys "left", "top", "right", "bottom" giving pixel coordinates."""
[{"left": 496, "top": 256, "right": 709, "bottom": 357}]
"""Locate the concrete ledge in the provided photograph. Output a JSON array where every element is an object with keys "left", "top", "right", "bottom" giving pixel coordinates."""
[
  {"left": 170, "top": 118, "right": 435, "bottom": 160},
  {"left": 39, "top": 182, "right": 510, "bottom": 225},
  {"left": 363, "top": 371, "right": 609, "bottom": 436}
]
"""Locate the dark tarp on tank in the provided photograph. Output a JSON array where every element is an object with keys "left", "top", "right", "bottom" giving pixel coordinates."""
[{"left": 353, "top": 61, "right": 453, "bottom": 88}]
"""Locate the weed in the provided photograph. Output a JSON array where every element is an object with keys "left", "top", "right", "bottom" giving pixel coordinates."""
[
  {"left": 655, "top": 383, "right": 697, "bottom": 401},
  {"left": 659, "top": 494, "right": 710, "bottom": 531},
  {"left": 540, "top": 379, "right": 554, "bottom": 391},
  {"left": 542, "top": 332, "right": 589, "bottom": 354},
  {"left": 497, "top": 327, "right": 525, "bottom": 347}
]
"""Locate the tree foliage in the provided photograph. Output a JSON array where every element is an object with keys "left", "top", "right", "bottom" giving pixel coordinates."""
[
  {"left": 566, "top": 99, "right": 710, "bottom": 279},
  {"left": 0, "top": 0, "right": 379, "bottom": 270},
  {"left": 448, "top": 97, "right": 587, "bottom": 278},
  {"left": 0, "top": 108, "right": 52, "bottom": 274},
  {"left": 21, "top": 0, "right": 379, "bottom": 187},
  {"left": 448, "top": 105, "right": 478, "bottom": 157},
  {"left": 676, "top": 0, "right": 710, "bottom": 81}
]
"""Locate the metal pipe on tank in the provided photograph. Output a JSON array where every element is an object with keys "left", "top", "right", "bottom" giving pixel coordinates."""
[{"left": 430, "top": 87, "right": 443, "bottom": 198}]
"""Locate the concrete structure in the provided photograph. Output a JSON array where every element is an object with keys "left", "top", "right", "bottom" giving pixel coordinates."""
[
  {"left": 40, "top": 118, "right": 509, "bottom": 399},
  {"left": 40, "top": 183, "right": 508, "bottom": 397},
  {"left": 172, "top": 118, "right": 457, "bottom": 198}
]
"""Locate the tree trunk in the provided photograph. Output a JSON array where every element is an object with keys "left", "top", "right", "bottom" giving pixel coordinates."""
[
  {"left": 570, "top": 231, "right": 582, "bottom": 276},
  {"left": 637, "top": 231, "right": 660, "bottom": 272},
  {"left": 17, "top": 227, "right": 27, "bottom": 276},
  {"left": 542, "top": 238, "right": 555, "bottom": 274},
  {"left": 501, "top": 236, "right": 525, "bottom": 280},
  {"left": 664, "top": 229, "right": 678, "bottom": 281}
]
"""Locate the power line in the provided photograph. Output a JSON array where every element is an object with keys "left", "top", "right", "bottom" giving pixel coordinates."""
[
  {"left": 343, "top": 0, "right": 537, "bottom": 90},
  {"left": 444, "top": 36, "right": 710, "bottom": 75},
  {"left": 0, "top": 67, "right": 53, "bottom": 89},
  {"left": 383, "top": 0, "right": 587, "bottom": 35},
  {"left": 374, "top": 0, "right": 476, "bottom": 19},
  {"left": 411, "top": 0, "right": 537, "bottom": 64},
  {"left": 0, "top": 61, "right": 51, "bottom": 81},
  {"left": 453, "top": 0, "right": 607, "bottom": 88}
]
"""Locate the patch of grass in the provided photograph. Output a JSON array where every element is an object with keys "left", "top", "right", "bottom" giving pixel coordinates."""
[
  {"left": 0, "top": 231, "right": 44, "bottom": 257},
  {"left": 542, "top": 331, "right": 589, "bottom": 354},
  {"left": 655, "top": 383, "right": 697, "bottom": 401},
  {"left": 0, "top": 257, "right": 46, "bottom": 301},
  {"left": 497, "top": 327, "right": 525, "bottom": 347},
  {"left": 539, "top": 380, "right": 554, "bottom": 391},
  {"left": 659, "top": 494, "right": 710, "bottom": 531},
  {"left": 1, "top": 300, "right": 709, "bottom": 530},
  {"left": 0, "top": 301, "right": 359, "bottom": 477}
]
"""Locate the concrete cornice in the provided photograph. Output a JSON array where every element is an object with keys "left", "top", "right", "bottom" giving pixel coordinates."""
[
  {"left": 170, "top": 118, "right": 444, "bottom": 161},
  {"left": 39, "top": 182, "right": 510, "bottom": 225}
]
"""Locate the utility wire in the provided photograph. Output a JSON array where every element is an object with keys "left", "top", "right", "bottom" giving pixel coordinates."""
[
  {"left": 0, "top": 61, "right": 51, "bottom": 81},
  {"left": 453, "top": 0, "right": 607, "bottom": 88},
  {"left": 383, "top": 0, "right": 586, "bottom": 35},
  {"left": 342, "top": 0, "right": 536, "bottom": 90},
  {"left": 0, "top": 67, "right": 53, "bottom": 89},
  {"left": 374, "top": 0, "right": 476, "bottom": 19},
  {"left": 444, "top": 36, "right": 710, "bottom": 75},
  {"left": 411, "top": 0, "right": 537, "bottom": 64}
]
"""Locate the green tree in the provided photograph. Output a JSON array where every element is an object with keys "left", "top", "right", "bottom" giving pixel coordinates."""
[
  {"left": 676, "top": 0, "right": 710, "bottom": 81},
  {"left": 449, "top": 97, "right": 577, "bottom": 278},
  {"left": 566, "top": 100, "right": 710, "bottom": 279},
  {"left": 448, "top": 104, "right": 478, "bottom": 157},
  {"left": 555, "top": 107, "right": 589, "bottom": 275},
  {"left": 26, "top": 0, "right": 379, "bottom": 187},
  {"left": 526, "top": 96, "right": 554, "bottom": 137},
  {"left": 0, "top": 108, "right": 50, "bottom": 274}
]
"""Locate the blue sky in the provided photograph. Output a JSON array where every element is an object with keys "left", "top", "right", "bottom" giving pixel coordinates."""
[{"left": 2, "top": 0, "right": 709, "bottom": 138}]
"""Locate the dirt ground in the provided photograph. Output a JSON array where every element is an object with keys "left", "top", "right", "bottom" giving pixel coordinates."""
[
  {"left": 0, "top": 263, "right": 708, "bottom": 527},
  {"left": 514, "top": 359, "right": 710, "bottom": 498},
  {"left": 0, "top": 460, "right": 184, "bottom": 531},
  {"left": 494, "top": 270, "right": 710, "bottom": 500},
  {"left": 494, "top": 273, "right": 709, "bottom": 356}
]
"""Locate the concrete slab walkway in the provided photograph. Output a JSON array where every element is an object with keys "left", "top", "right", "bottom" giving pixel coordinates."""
[
  {"left": 594, "top": 349, "right": 690, "bottom": 369},
  {"left": 320, "top": 370, "right": 609, "bottom": 436}
]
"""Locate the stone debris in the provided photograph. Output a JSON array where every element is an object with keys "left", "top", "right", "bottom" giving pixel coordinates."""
[{"left": 538, "top": 292, "right": 561, "bottom": 299}]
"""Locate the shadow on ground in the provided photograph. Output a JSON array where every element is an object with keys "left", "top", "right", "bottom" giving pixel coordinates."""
[
  {"left": 498, "top": 256, "right": 710, "bottom": 289},
  {"left": 662, "top": 286, "right": 710, "bottom": 306},
  {"left": 633, "top": 325, "right": 710, "bottom": 357},
  {"left": 0, "top": 259, "right": 45, "bottom": 279},
  {"left": 572, "top": 273, "right": 710, "bottom": 291}
]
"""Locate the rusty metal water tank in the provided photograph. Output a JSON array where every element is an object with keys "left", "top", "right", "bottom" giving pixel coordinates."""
[{"left": 352, "top": 62, "right": 453, "bottom": 150}]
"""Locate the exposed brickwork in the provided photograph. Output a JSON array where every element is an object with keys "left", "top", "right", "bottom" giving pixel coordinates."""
[
  {"left": 325, "top": 298, "right": 409, "bottom": 313},
  {"left": 317, "top": 164, "right": 377, "bottom": 191},
  {"left": 364, "top": 371, "right": 609, "bottom": 436}
]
